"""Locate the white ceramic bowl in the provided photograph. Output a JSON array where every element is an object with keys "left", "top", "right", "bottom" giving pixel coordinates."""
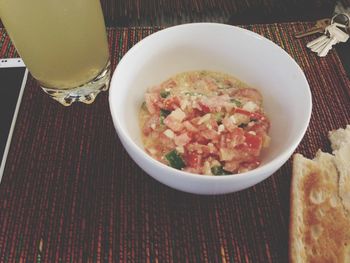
[{"left": 109, "top": 23, "right": 312, "bottom": 195}]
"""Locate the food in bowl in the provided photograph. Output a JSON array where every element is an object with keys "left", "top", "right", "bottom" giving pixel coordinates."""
[
  {"left": 139, "top": 70, "right": 271, "bottom": 175},
  {"left": 109, "top": 23, "right": 312, "bottom": 194}
]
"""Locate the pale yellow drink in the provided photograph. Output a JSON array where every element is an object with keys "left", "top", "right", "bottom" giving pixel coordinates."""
[{"left": 0, "top": 0, "right": 110, "bottom": 105}]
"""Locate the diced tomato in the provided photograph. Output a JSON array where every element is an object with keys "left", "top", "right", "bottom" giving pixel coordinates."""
[
  {"left": 196, "top": 123, "right": 209, "bottom": 131},
  {"left": 198, "top": 95, "right": 230, "bottom": 113},
  {"left": 145, "top": 93, "right": 160, "bottom": 114},
  {"left": 250, "top": 111, "right": 267, "bottom": 121},
  {"left": 220, "top": 128, "right": 245, "bottom": 148},
  {"left": 183, "top": 121, "right": 199, "bottom": 132},
  {"left": 161, "top": 79, "right": 177, "bottom": 89},
  {"left": 208, "top": 119, "right": 219, "bottom": 130},
  {"left": 194, "top": 135, "right": 210, "bottom": 145},
  {"left": 201, "top": 129, "right": 219, "bottom": 140},
  {"left": 247, "top": 121, "right": 270, "bottom": 135},
  {"left": 190, "top": 117, "right": 202, "bottom": 126},
  {"left": 229, "top": 127, "right": 245, "bottom": 137},
  {"left": 198, "top": 101, "right": 211, "bottom": 113},
  {"left": 184, "top": 152, "right": 202, "bottom": 168},
  {"left": 234, "top": 132, "right": 262, "bottom": 157},
  {"left": 162, "top": 96, "right": 180, "bottom": 111},
  {"left": 142, "top": 72, "right": 270, "bottom": 175},
  {"left": 185, "top": 143, "right": 212, "bottom": 157},
  {"left": 234, "top": 108, "right": 252, "bottom": 117},
  {"left": 185, "top": 109, "right": 202, "bottom": 120},
  {"left": 244, "top": 133, "right": 262, "bottom": 150}
]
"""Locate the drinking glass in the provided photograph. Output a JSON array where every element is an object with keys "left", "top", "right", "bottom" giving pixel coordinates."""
[{"left": 0, "top": 0, "right": 111, "bottom": 106}]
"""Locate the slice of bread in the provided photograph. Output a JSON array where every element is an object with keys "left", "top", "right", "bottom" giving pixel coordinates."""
[
  {"left": 289, "top": 125, "right": 350, "bottom": 263},
  {"left": 329, "top": 125, "right": 350, "bottom": 213}
]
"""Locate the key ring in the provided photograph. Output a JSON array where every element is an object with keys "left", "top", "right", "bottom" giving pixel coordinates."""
[
  {"left": 331, "top": 13, "right": 350, "bottom": 34},
  {"left": 331, "top": 13, "right": 350, "bottom": 26}
]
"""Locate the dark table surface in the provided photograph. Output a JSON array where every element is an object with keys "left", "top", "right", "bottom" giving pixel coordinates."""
[{"left": 0, "top": 20, "right": 350, "bottom": 262}]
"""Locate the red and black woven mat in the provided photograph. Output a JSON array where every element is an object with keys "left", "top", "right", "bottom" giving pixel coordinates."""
[
  {"left": 0, "top": 23, "right": 349, "bottom": 262},
  {"left": 99, "top": 0, "right": 343, "bottom": 25}
]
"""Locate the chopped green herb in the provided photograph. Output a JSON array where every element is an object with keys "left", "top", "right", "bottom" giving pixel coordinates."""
[
  {"left": 160, "top": 90, "right": 170, "bottom": 98},
  {"left": 211, "top": 165, "right": 231, "bottom": 175},
  {"left": 214, "top": 112, "right": 224, "bottom": 124},
  {"left": 165, "top": 150, "right": 186, "bottom": 170},
  {"left": 230, "top": 99, "right": 242, "bottom": 107},
  {"left": 160, "top": 109, "right": 171, "bottom": 117},
  {"left": 199, "top": 71, "right": 208, "bottom": 76},
  {"left": 141, "top": 101, "right": 147, "bottom": 111},
  {"left": 160, "top": 109, "right": 171, "bottom": 125}
]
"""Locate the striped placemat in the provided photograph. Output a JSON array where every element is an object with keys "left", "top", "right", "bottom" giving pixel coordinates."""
[
  {"left": 99, "top": 0, "right": 340, "bottom": 25},
  {"left": 0, "top": 23, "right": 349, "bottom": 262},
  {"left": 0, "top": 1, "right": 348, "bottom": 27}
]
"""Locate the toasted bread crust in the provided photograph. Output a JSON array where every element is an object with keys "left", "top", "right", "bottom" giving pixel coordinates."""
[
  {"left": 329, "top": 125, "right": 350, "bottom": 213},
  {"left": 290, "top": 126, "right": 350, "bottom": 263}
]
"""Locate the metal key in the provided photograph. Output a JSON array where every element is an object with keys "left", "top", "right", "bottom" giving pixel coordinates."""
[
  {"left": 318, "top": 37, "right": 337, "bottom": 57},
  {"left": 307, "top": 25, "right": 332, "bottom": 53},
  {"left": 306, "top": 35, "right": 328, "bottom": 48},
  {"left": 307, "top": 24, "right": 333, "bottom": 51},
  {"left": 311, "top": 37, "right": 329, "bottom": 52},
  {"left": 294, "top": 18, "right": 331, "bottom": 38},
  {"left": 318, "top": 25, "right": 349, "bottom": 57}
]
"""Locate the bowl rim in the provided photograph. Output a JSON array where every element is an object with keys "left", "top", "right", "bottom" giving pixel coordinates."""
[{"left": 109, "top": 22, "right": 312, "bottom": 182}]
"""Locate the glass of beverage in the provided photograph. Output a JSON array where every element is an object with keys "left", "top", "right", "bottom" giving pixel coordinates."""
[{"left": 0, "top": 0, "right": 111, "bottom": 106}]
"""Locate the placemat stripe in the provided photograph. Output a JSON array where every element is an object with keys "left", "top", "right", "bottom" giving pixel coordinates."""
[
  {"left": 99, "top": 0, "right": 337, "bottom": 25},
  {"left": 1, "top": 1, "right": 347, "bottom": 27},
  {"left": 0, "top": 23, "right": 349, "bottom": 262}
]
